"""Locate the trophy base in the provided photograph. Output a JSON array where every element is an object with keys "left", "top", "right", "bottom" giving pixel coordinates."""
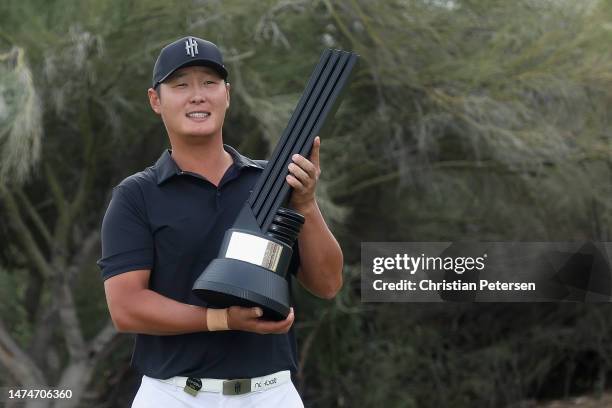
[{"left": 193, "top": 258, "right": 290, "bottom": 321}]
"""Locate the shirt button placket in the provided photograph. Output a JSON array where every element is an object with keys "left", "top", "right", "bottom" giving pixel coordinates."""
[{"left": 215, "top": 189, "right": 221, "bottom": 210}]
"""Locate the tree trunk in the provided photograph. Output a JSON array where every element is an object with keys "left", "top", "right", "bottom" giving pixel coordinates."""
[{"left": 52, "top": 360, "right": 94, "bottom": 408}]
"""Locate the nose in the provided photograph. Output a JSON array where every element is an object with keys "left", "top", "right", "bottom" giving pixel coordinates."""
[{"left": 190, "top": 88, "right": 207, "bottom": 104}]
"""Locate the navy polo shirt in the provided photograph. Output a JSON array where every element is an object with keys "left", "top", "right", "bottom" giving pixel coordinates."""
[{"left": 97, "top": 145, "right": 299, "bottom": 379}]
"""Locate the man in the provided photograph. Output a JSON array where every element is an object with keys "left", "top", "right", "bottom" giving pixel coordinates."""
[{"left": 97, "top": 36, "right": 343, "bottom": 407}]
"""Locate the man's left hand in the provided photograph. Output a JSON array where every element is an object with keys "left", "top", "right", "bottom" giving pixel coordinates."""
[{"left": 286, "top": 136, "right": 321, "bottom": 213}]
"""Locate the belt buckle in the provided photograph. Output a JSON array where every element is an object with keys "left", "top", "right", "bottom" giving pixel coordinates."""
[{"left": 222, "top": 378, "right": 251, "bottom": 395}]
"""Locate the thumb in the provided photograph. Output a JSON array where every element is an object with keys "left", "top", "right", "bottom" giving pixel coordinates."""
[{"left": 251, "top": 307, "right": 263, "bottom": 318}]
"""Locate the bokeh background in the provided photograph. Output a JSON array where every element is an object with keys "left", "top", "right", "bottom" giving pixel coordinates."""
[{"left": 2, "top": 0, "right": 612, "bottom": 407}]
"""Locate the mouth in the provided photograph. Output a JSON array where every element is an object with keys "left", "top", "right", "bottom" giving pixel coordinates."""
[{"left": 186, "top": 111, "right": 211, "bottom": 120}]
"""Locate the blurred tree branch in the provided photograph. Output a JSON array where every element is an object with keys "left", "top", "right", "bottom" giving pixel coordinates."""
[
  {"left": 0, "top": 186, "right": 52, "bottom": 278},
  {"left": 0, "top": 319, "right": 47, "bottom": 386}
]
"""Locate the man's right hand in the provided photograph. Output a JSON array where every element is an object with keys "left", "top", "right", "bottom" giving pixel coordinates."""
[{"left": 227, "top": 306, "right": 294, "bottom": 334}]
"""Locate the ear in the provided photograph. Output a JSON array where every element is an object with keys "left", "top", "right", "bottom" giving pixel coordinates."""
[
  {"left": 148, "top": 87, "right": 162, "bottom": 115},
  {"left": 225, "top": 82, "right": 231, "bottom": 108}
]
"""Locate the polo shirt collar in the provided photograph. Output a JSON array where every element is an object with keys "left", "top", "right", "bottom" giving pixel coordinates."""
[{"left": 155, "top": 144, "right": 264, "bottom": 185}]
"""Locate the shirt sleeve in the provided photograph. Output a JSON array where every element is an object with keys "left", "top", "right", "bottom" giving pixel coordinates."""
[{"left": 97, "top": 184, "right": 154, "bottom": 280}]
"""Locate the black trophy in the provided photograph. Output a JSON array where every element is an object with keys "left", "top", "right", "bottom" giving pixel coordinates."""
[{"left": 192, "top": 49, "right": 359, "bottom": 320}]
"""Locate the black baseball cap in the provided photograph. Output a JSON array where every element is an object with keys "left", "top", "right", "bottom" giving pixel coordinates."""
[{"left": 152, "top": 36, "right": 228, "bottom": 88}]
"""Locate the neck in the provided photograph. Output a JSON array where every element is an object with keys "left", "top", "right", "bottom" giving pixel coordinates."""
[{"left": 168, "top": 132, "right": 233, "bottom": 186}]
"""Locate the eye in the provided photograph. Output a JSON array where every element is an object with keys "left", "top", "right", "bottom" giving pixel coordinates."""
[
  {"left": 204, "top": 80, "right": 217, "bottom": 87},
  {"left": 175, "top": 83, "right": 187, "bottom": 88}
]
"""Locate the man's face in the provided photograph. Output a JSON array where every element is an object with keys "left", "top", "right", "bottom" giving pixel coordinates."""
[{"left": 148, "top": 65, "right": 230, "bottom": 141}]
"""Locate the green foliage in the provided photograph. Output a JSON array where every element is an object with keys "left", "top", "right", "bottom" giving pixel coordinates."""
[{"left": 321, "top": 0, "right": 612, "bottom": 245}]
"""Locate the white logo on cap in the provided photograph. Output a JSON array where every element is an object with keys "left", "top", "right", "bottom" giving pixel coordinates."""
[{"left": 185, "top": 37, "right": 198, "bottom": 57}]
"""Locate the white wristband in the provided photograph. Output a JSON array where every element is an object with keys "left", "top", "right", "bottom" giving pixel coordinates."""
[{"left": 206, "top": 308, "right": 229, "bottom": 331}]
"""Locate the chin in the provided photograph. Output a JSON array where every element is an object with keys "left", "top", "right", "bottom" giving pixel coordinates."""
[{"left": 183, "top": 129, "right": 218, "bottom": 139}]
